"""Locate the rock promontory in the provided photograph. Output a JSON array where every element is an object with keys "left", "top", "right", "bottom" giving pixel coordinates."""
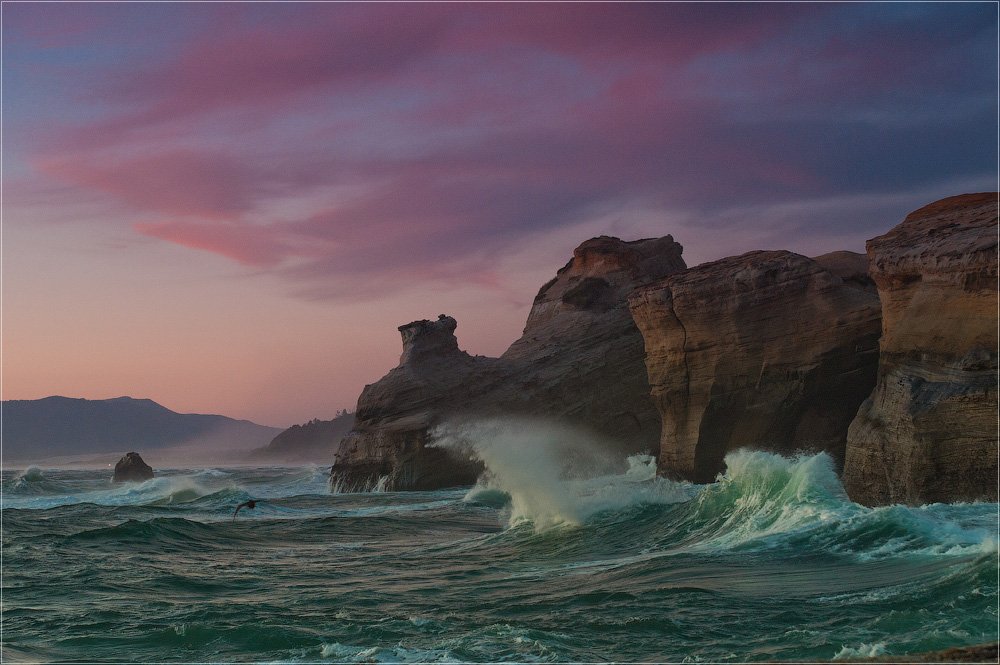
[
  {"left": 629, "top": 250, "right": 882, "bottom": 483},
  {"left": 843, "top": 193, "right": 999, "bottom": 506},
  {"left": 333, "top": 315, "right": 500, "bottom": 491},
  {"left": 113, "top": 452, "right": 154, "bottom": 483},
  {"left": 248, "top": 411, "right": 356, "bottom": 463},
  {"left": 332, "top": 235, "right": 687, "bottom": 491}
]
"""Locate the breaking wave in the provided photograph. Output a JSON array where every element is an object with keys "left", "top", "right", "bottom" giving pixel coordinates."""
[
  {"left": 431, "top": 418, "right": 693, "bottom": 530},
  {"left": 682, "top": 450, "right": 997, "bottom": 559},
  {"left": 431, "top": 418, "right": 997, "bottom": 562},
  {"left": 4, "top": 453, "right": 996, "bottom": 663}
]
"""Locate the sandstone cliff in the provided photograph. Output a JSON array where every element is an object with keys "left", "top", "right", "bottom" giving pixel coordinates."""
[
  {"left": 498, "top": 235, "right": 687, "bottom": 448},
  {"left": 843, "top": 193, "right": 999, "bottom": 506},
  {"left": 629, "top": 250, "right": 882, "bottom": 483},
  {"left": 332, "top": 235, "right": 687, "bottom": 491}
]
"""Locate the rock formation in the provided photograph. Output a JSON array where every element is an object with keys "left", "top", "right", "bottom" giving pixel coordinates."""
[
  {"left": 333, "top": 315, "right": 500, "bottom": 491},
  {"left": 498, "top": 235, "right": 688, "bottom": 447},
  {"left": 112, "top": 452, "right": 154, "bottom": 483},
  {"left": 248, "top": 412, "right": 356, "bottom": 463},
  {"left": 843, "top": 193, "right": 999, "bottom": 506},
  {"left": 629, "top": 250, "right": 882, "bottom": 483},
  {"left": 332, "top": 235, "right": 687, "bottom": 491}
]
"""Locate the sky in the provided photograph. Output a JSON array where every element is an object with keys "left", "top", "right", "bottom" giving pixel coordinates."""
[{"left": 2, "top": 2, "right": 997, "bottom": 427}]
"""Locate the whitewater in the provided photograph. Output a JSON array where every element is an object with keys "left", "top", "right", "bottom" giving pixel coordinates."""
[{"left": 3, "top": 432, "right": 997, "bottom": 662}]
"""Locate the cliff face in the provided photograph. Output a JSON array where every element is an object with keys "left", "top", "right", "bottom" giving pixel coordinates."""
[
  {"left": 332, "top": 235, "right": 687, "bottom": 491},
  {"left": 843, "top": 193, "right": 999, "bottom": 506},
  {"left": 498, "top": 235, "right": 688, "bottom": 450},
  {"left": 629, "top": 250, "right": 881, "bottom": 483}
]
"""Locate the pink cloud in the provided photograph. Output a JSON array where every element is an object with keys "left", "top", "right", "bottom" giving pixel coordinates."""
[
  {"left": 135, "top": 220, "right": 289, "bottom": 267},
  {"left": 97, "top": 6, "right": 452, "bottom": 127},
  {"left": 38, "top": 150, "right": 267, "bottom": 218},
  {"left": 57, "top": 4, "right": 809, "bottom": 141},
  {"left": 11, "top": 3, "right": 991, "bottom": 302}
]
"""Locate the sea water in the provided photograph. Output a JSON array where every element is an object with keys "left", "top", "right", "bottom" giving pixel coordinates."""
[{"left": 2, "top": 432, "right": 997, "bottom": 662}]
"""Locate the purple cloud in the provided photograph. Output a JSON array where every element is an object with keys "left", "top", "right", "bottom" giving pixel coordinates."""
[{"left": 6, "top": 3, "right": 995, "bottom": 299}]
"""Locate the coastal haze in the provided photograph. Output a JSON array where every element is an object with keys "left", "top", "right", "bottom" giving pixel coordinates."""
[
  {"left": 3, "top": 3, "right": 997, "bottom": 664},
  {"left": 1, "top": 396, "right": 282, "bottom": 466}
]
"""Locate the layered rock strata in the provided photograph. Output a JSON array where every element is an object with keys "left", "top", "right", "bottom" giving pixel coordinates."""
[
  {"left": 332, "top": 235, "right": 687, "bottom": 491},
  {"left": 843, "top": 193, "right": 999, "bottom": 506},
  {"left": 629, "top": 250, "right": 882, "bottom": 483}
]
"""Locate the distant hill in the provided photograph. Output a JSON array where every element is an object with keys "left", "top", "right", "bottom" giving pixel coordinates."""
[
  {"left": 2, "top": 396, "right": 282, "bottom": 462},
  {"left": 248, "top": 412, "right": 355, "bottom": 463}
]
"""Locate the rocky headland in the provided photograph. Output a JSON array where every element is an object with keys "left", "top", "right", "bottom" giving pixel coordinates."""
[
  {"left": 332, "top": 235, "right": 687, "bottom": 490},
  {"left": 333, "top": 315, "right": 500, "bottom": 490},
  {"left": 628, "top": 250, "right": 882, "bottom": 482},
  {"left": 843, "top": 193, "right": 999, "bottom": 505},
  {"left": 329, "top": 193, "right": 997, "bottom": 505},
  {"left": 249, "top": 412, "right": 356, "bottom": 463}
]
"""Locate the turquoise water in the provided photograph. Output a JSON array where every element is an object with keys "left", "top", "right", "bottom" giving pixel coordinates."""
[{"left": 3, "top": 449, "right": 997, "bottom": 663}]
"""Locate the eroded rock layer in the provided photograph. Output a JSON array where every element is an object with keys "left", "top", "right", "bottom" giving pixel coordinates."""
[
  {"left": 332, "top": 236, "right": 687, "bottom": 491},
  {"left": 629, "top": 250, "right": 881, "bottom": 483},
  {"left": 843, "top": 193, "right": 999, "bottom": 506}
]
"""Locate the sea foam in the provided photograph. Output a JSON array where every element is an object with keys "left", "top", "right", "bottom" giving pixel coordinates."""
[{"left": 431, "top": 417, "right": 692, "bottom": 530}]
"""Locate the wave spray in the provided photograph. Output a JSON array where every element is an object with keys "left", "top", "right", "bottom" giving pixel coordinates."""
[{"left": 430, "top": 417, "right": 692, "bottom": 530}]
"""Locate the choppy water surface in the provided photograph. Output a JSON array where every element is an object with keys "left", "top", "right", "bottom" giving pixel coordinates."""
[{"left": 3, "top": 446, "right": 997, "bottom": 663}]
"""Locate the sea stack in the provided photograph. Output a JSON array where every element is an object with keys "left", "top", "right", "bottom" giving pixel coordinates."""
[
  {"left": 333, "top": 315, "right": 497, "bottom": 491},
  {"left": 332, "top": 234, "right": 688, "bottom": 491},
  {"left": 629, "top": 250, "right": 882, "bottom": 483},
  {"left": 843, "top": 193, "right": 999, "bottom": 506},
  {"left": 113, "top": 452, "right": 154, "bottom": 482}
]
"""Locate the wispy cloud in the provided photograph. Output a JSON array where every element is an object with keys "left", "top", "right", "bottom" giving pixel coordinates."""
[{"left": 5, "top": 3, "right": 996, "bottom": 299}]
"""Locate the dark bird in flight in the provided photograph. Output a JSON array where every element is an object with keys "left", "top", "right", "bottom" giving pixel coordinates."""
[{"left": 233, "top": 499, "right": 257, "bottom": 520}]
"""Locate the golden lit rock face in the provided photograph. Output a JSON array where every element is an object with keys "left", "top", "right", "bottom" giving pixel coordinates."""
[
  {"left": 843, "top": 193, "right": 999, "bottom": 506},
  {"left": 629, "top": 250, "right": 882, "bottom": 483}
]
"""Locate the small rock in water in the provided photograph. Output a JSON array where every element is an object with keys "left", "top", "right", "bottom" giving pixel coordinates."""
[{"left": 112, "top": 452, "right": 154, "bottom": 483}]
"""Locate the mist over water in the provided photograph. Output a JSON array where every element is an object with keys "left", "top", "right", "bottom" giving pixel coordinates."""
[
  {"left": 3, "top": 423, "right": 997, "bottom": 662},
  {"left": 431, "top": 417, "right": 693, "bottom": 529}
]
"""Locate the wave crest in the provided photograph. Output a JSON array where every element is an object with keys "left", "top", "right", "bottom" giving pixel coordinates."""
[
  {"left": 431, "top": 418, "right": 692, "bottom": 530},
  {"left": 682, "top": 450, "right": 996, "bottom": 559},
  {"left": 16, "top": 466, "right": 45, "bottom": 483}
]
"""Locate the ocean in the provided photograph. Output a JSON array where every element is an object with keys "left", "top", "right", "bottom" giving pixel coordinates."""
[{"left": 3, "top": 445, "right": 997, "bottom": 663}]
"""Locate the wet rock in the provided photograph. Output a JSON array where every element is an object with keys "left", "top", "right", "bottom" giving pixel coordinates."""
[
  {"left": 113, "top": 452, "right": 154, "bottom": 483},
  {"left": 629, "top": 250, "right": 881, "bottom": 483},
  {"left": 332, "top": 235, "right": 687, "bottom": 491}
]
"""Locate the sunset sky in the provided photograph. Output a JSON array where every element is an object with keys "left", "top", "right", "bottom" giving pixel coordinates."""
[{"left": 3, "top": 3, "right": 996, "bottom": 427}]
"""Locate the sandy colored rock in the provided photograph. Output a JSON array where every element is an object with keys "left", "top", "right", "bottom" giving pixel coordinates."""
[
  {"left": 332, "top": 236, "right": 687, "bottom": 491},
  {"left": 843, "top": 193, "right": 999, "bottom": 506},
  {"left": 629, "top": 250, "right": 881, "bottom": 483}
]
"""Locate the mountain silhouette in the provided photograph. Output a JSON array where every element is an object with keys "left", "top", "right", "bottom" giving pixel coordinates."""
[{"left": 2, "top": 396, "right": 281, "bottom": 461}]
